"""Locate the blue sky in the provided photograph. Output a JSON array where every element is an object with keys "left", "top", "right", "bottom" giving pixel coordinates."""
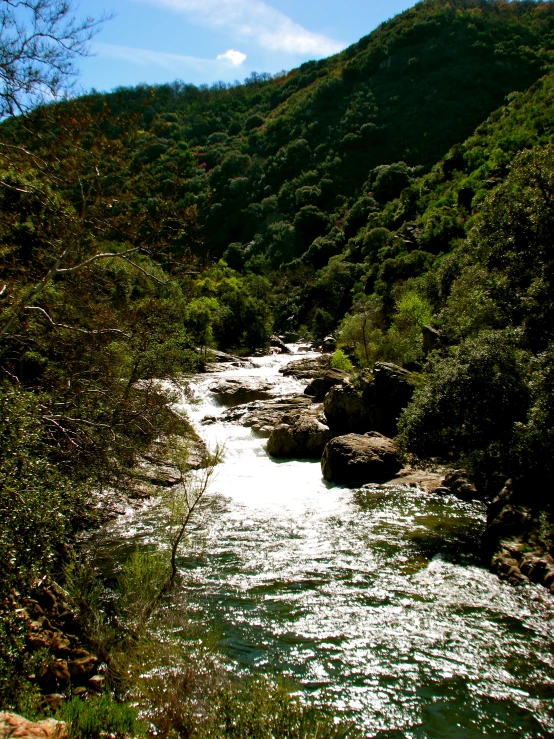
[{"left": 75, "top": 0, "right": 417, "bottom": 94}]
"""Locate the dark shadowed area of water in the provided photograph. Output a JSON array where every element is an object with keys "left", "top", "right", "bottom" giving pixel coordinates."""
[{"left": 98, "top": 351, "right": 554, "bottom": 738}]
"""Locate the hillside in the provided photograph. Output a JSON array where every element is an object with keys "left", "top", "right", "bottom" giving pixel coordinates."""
[{"left": 2, "top": 0, "right": 554, "bottom": 728}]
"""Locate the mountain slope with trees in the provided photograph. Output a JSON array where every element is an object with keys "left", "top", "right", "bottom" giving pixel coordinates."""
[{"left": 2, "top": 0, "right": 554, "bottom": 729}]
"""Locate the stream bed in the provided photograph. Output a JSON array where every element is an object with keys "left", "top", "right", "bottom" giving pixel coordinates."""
[{"left": 98, "top": 350, "right": 554, "bottom": 738}]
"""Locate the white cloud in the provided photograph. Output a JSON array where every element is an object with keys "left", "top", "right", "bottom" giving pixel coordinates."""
[
  {"left": 136, "top": 0, "right": 344, "bottom": 56},
  {"left": 217, "top": 49, "right": 247, "bottom": 66},
  {"left": 95, "top": 42, "right": 228, "bottom": 73}
]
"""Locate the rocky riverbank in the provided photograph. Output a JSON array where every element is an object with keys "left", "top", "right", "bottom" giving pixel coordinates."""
[
  {"left": 202, "top": 351, "right": 553, "bottom": 597},
  {"left": 483, "top": 479, "right": 554, "bottom": 594}
]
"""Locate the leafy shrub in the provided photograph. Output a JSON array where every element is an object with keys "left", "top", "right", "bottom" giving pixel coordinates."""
[
  {"left": 514, "top": 345, "right": 554, "bottom": 489},
  {"left": 361, "top": 227, "right": 393, "bottom": 261},
  {"left": 0, "top": 384, "right": 88, "bottom": 600},
  {"left": 59, "top": 695, "right": 141, "bottom": 739},
  {"left": 398, "top": 330, "right": 530, "bottom": 490},
  {"left": 369, "top": 162, "right": 413, "bottom": 204},
  {"left": 144, "top": 672, "right": 360, "bottom": 739},
  {"left": 417, "top": 205, "right": 465, "bottom": 253},
  {"left": 312, "top": 308, "right": 335, "bottom": 341},
  {"left": 331, "top": 349, "right": 353, "bottom": 373}
]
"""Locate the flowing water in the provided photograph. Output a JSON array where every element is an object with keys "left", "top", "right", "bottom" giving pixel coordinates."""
[{"left": 100, "top": 350, "right": 554, "bottom": 738}]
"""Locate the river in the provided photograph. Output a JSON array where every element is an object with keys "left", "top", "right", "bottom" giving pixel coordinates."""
[{"left": 100, "top": 349, "right": 554, "bottom": 738}]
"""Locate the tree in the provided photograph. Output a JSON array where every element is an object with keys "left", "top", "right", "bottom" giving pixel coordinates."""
[
  {"left": 398, "top": 330, "right": 530, "bottom": 490},
  {"left": 0, "top": 0, "right": 107, "bottom": 117}
]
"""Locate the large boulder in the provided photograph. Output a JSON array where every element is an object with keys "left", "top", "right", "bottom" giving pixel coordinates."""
[
  {"left": 324, "top": 362, "right": 417, "bottom": 436},
  {"left": 323, "top": 383, "right": 369, "bottom": 434},
  {"left": 304, "top": 369, "right": 349, "bottom": 401},
  {"left": 321, "top": 432, "right": 401, "bottom": 485},
  {"left": 219, "top": 396, "right": 313, "bottom": 437},
  {"left": 267, "top": 409, "right": 332, "bottom": 459},
  {"left": 280, "top": 355, "right": 330, "bottom": 379},
  {"left": 209, "top": 378, "right": 276, "bottom": 406},
  {"left": 270, "top": 335, "right": 291, "bottom": 354},
  {"left": 0, "top": 713, "right": 67, "bottom": 739},
  {"left": 201, "top": 349, "right": 253, "bottom": 373}
]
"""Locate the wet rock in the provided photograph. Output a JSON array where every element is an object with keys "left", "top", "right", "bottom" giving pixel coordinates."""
[
  {"left": 27, "top": 634, "right": 51, "bottom": 652},
  {"left": 279, "top": 355, "right": 330, "bottom": 379},
  {"left": 135, "top": 457, "right": 181, "bottom": 487},
  {"left": 321, "top": 432, "right": 402, "bottom": 486},
  {"left": 68, "top": 648, "right": 93, "bottom": 660},
  {"left": 87, "top": 675, "right": 105, "bottom": 693},
  {"left": 50, "top": 634, "right": 71, "bottom": 656},
  {"left": 482, "top": 480, "right": 534, "bottom": 559},
  {"left": 384, "top": 467, "right": 448, "bottom": 493},
  {"left": 270, "top": 335, "right": 291, "bottom": 354},
  {"left": 440, "top": 469, "right": 480, "bottom": 501},
  {"left": 34, "top": 588, "right": 57, "bottom": 613},
  {"left": 304, "top": 369, "right": 349, "bottom": 401},
  {"left": 324, "top": 383, "right": 368, "bottom": 434},
  {"left": 267, "top": 408, "right": 332, "bottom": 459},
  {"left": 68, "top": 654, "right": 98, "bottom": 684},
  {"left": 0, "top": 713, "right": 68, "bottom": 739},
  {"left": 322, "top": 336, "right": 337, "bottom": 352},
  {"left": 209, "top": 378, "right": 276, "bottom": 406},
  {"left": 201, "top": 350, "right": 253, "bottom": 373},
  {"left": 491, "top": 550, "right": 529, "bottom": 585},
  {"left": 323, "top": 362, "right": 418, "bottom": 437},
  {"left": 482, "top": 479, "right": 554, "bottom": 593},
  {"left": 220, "top": 396, "right": 313, "bottom": 435},
  {"left": 37, "top": 660, "right": 70, "bottom": 692},
  {"left": 362, "top": 363, "right": 417, "bottom": 437}
]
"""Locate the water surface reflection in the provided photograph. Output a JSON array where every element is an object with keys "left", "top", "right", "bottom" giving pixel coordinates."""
[{"left": 102, "top": 352, "right": 554, "bottom": 737}]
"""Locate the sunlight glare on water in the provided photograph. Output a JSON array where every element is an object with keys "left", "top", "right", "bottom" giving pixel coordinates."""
[{"left": 105, "top": 350, "right": 554, "bottom": 738}]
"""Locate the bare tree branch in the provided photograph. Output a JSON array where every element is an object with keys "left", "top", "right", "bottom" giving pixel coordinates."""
[
  {"left": 55, "top": 247, "right": 141, "bottom": 274},
  {"left": 0, "top": 248, "right": 166, "bottom": 338},
  {"left": 24, "top": 305, "right": 132, "bottom": 337},
  {"left": 0, "top": 0, "right": 110, "bottom": 117}
]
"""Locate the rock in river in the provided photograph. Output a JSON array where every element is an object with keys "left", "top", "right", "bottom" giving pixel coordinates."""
[
  {"left": 220, "top": 396, "right": 313, "bottom": 437},
  {"left": 321, "top": 432, "right": 401, "bottom": 486},
  {"left": 324, "top": 362, "right": 417, "bottom": 436},
  {"left": 201, "top": 349, "right": 254, "bottom": 373},
  {"left": 209, "top": 378, "right": 276, "bottom": 406},
  {"left": 279, "top": 355, "right": 330, "bottom": 379},
  {"left": 304, "top": 368, "right": 349, "bottom": 401},
  {"left": 267, "top": 408, "right": 332, "bottom": 459}
]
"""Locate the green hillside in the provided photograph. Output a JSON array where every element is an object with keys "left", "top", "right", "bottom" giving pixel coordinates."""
[
  {"left": 5, "top": 0, "right": 554, "bottom": 268},
  {"left": 2, "top": 0, "right": 554, "bottom": 726}
]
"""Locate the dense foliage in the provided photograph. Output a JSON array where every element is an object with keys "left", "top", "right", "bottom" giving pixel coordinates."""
[{"left": 2, "top": 0, "right": 554, "bottom": 726}]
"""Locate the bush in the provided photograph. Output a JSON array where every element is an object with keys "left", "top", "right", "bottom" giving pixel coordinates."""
[
  {"left": 398, "top": 330, "right": 530, "bottom": 490},
  {"left": 369, "top": 162, "right": 413, "bottom": 204},
  {"left": 514, "top": 345, "right": 554, "bottom": 488},
  {"left": 0, "top": 384, "right": 88, "bottom": 600},
  {"left": 59, "top": 695, "right": 141, "bottom": 739},
  {"left": 331, "top": 349, "right": 354, "bottom": 373}
]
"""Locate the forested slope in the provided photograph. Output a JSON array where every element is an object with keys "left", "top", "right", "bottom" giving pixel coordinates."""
[{"left": 2, "top": 0, "right": 554, "bottom": 723}]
